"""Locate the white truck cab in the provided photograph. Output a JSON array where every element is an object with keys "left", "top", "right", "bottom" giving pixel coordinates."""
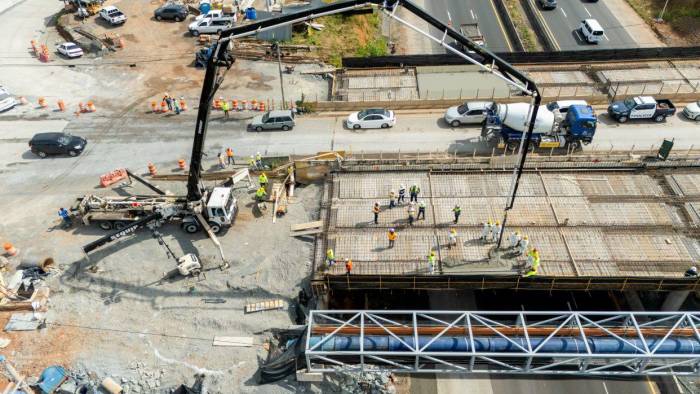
[
  {"left": 579, "top": 19, "right": 604, "bottom": 44},
  {"left": 205, "top": 187, "right": 238, "bottom": 230}
]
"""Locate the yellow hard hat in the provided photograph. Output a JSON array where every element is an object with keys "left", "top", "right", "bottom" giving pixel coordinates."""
[
  {"left": 496, "top": 221, "right": 500, "bottom": 225},
  {"left": 523, "top": 235, "right": 529, "bottom": 240}
]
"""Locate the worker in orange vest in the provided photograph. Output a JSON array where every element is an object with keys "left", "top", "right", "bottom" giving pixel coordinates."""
[
  {"left": 388, "top": 228, "right": 397, "bottom": 248},
  {"left": 345, "top": 258, "right": 353, "bottom": 275},
  {"left": 226, "top": 147, "right": 234, "bottom": 166}
]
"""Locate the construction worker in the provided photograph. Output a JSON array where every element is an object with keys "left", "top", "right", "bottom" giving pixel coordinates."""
[
  {"left": 417, "top": 200, "right": 426, "bottom": 220},
  {"left": 345, "top": 258, "right": 353, "bottom": 275},
  {"left": 173, "top": 98, "right": 180, "bottom": 115},
  {"left": 163, "top": 93, "right": 172, "bottom": 111},
  {"left": 409, "top": 184, "right": 421, "bottom": 202},
  {"left": 491, "top": 220, "right": 502, "bottom": 244},
  {"left": 221, "top": 99, "right": 230, "bottom": 119},
  {"left": 448, "top": 228, "right": 457, "bottom": 248},
  {"left": 255, "top": 152, "right": 263, "bottom": 169},
  {"left": 259, "top": 172, "right": 268, "bottom": 188},
  {"left": 255, "top": 186, "right": 267, "bottom": 201},
  {"left": 326, "top": 248, "right": 336, "bottom": 267},
  {"left": 58, "top": 207, "right": 72, "bottom": 228},
  {"left": 452, "top": 204, "right": 461, "bottom": 224},
  {"left": 398, "top": 184, "right": 406, "bottom": 204},
  {"left": 481, "top": 220, "right": 491, "bottom": 242},
  {"left": 248, "top": 155, "right": 256, "bottom": 169},
  {"left": 509, "top": 231, "right": 522, "bottom": 249},
  {"left": 524, "top": 248, "right": 541, "bottom": 277},
  {"left": 685, "top": 266, "right": 698, "bottom": 278},
  {"left": 373, "top": 202, "right": 380, "bottom": 224},
  {"left": 517, "top": 235, "right": 529, "bottom": 256},
  {"left": 408, "top": 202, "right": 416, "bottom": 226},
  {"left": 389, "top": 190, "right": 396, "bottom": 209},
  {"left": 226, "top": 147, "right": 234, "bottom": 165},
  {"left": 388, "top": 228, "right": 397, "bottom": 248},
  {"left": 427, "top": 250, "right": 437, "bottom": 274},
  {"left": 217, "top": 152, "right": 226, "bottom": 169}
]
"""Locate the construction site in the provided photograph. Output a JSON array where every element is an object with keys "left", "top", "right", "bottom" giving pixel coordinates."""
[{"left": 3, "top": 0, "right": 700, "bottom": 392}]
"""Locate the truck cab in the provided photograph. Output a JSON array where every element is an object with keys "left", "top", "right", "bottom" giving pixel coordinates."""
[{"left": 205, "top": 187, "right": 238, "bottom": 233}]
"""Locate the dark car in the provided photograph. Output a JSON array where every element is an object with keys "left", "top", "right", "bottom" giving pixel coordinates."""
[
  {"left": 538, "top": 0, "right": 557, "bottom": 9},
  {"left": 155, "top": 3, "right": 188, "bottom": 22},
  {"left": 29, "top": 132, "right": 87, "bottom": 158}
]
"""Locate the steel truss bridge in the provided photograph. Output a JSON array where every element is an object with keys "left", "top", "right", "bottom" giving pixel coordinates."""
[{"left": 305, "top": 310, "right": 700, "bottom": 376}]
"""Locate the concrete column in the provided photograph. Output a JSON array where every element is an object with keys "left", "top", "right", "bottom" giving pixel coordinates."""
[{"left": 661, "top": 290, "right": 690, "bottom": 311}]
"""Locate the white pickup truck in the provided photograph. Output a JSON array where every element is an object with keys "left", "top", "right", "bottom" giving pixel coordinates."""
[
  {"left": 188, "top": 17, "right": 233, "bottom": 36},
  {"left": 195, "top": 9, "right": 236, "bottom": 22},
  {"left": 99, "top": 6, "right": 127, "bottom": 25}
]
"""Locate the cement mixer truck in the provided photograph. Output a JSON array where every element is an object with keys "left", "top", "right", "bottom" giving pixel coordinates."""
[{"left": 482, "top": 103, "right": 597, "bottom": 150}]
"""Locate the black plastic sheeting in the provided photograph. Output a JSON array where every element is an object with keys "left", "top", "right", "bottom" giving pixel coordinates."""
[{"left": 258, "top": 328, "right": 307, "bottom": 384}]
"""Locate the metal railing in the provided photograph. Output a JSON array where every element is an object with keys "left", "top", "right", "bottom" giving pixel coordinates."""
[{"left": 306, "top": 310, "right": 700, "bottom": 376}]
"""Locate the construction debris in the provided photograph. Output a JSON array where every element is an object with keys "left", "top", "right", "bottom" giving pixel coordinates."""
[
  {"left": 245, "top": 299, "right": 286, "bottom": 313},
  {"left": 212, "top": 336, "right": 255, "bottom": 347},
  {"left": 291, "top": 220, "right": 323, "bottom": 236},
  {"left": 4, "top": 312, "right": 46, "bottom": 331}
]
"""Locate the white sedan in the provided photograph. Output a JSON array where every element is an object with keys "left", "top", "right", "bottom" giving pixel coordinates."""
[
  {"left": 0, "top": 87, "right": 18, "bottom": 112},
  {"left": 57, "top": 42, "right": 84, "bottom": 58},
  {"left": 346, "top": 109, "right": 396, "bottom": 129},
  {"left": 444, "top": 101, "right": 493, "bottom": 127}
]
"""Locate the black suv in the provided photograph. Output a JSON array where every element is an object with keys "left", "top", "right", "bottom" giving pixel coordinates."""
[
  {"left": 154, "top": 3, "right": 188, "bottom": 21},
  {"left": 29, "top": 132, "right": 87, "bottom": 158}
]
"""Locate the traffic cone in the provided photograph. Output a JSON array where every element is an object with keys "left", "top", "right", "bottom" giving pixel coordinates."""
[
  {"left": 87, "top": 101, "right": 96, "bottom": 112},
  {"left": 251, "top": 99, "right": 258, "bottom": 111},
  {"left": 213, "top": 98, "right": 221, "bottom": 110},
  {"left": 148, "top": 163, "right": 157, "bottom": 176},
  {"left": 150, "top": 101, "right": 157, "bottom": 113},
  {"left": 242, "top": 99, "right": 248, "bottom": 111},
  {"left": 160, "top": 101, "right": 167, "bottom": 113},
  {"left": 179, "top": 98, "right": 187, "bottom": 111},
  {"left": 232, "top": 99, "right": 238, "bottom": 111},
  {"left": 30, "top": 40, "right": 37, "bottom": 55},
  {"left": 57, "top": 99, "right": 65, "bottom": 112},
  {"left": 79, "top": 102, "right": 86, "bottom": 113},
  {"left": 178, "top": 159, "right": 186, "bottom": 170},
  {"left": 259, "top": 101, "right": 265, "bottom": 112},
  {"left": 3, "top": 243, "right": 18, "bottom": 257}
]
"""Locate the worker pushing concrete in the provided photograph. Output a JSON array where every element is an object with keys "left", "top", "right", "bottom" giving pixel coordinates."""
[
  {"left": 452, "top": 204, "right": 461, "bottom": 224},
  {"left": 417, "top": 200, "right": 426, "bottom": 220},
  {"left": 491, "top": 220, "right": 502, "bottom": 244},
  {"left": 398, "top": 184, "right": 406, "bottom": 204},
  {"left": 373, "top": 202, "right": 380, "bottom": 224},
  {"left": 481, "top": 220, "right": 492, "bottom": 242},
  {"left": 326, "top": 248, "right": 336, "bottom": 267},
  {"left": 255, "top": 186, "right": 267, "bottom": 202},
  {"left": 427, "top": 250, "right": 437, "bottom": 274},
  {"left": 258, "top": 172, "right": 268, "bottom": 188},
  {"left": 226, "top": 147, "right": 234, "bottom": 165},
  {"left": 388, "top": 228, "right": 397, "bottom": 248},
  {"left": 410, "top": 184, "right": 421, "bottom": 202},
  {"left": 217, "top": 152, "right": 226, "bottom": 169},
  {"left": 523, "top": 248, "right": 541, "bottom": 277},
  {"left": 509, "top": 231, "right": 522, "bottom": 249},
  {"left": 517, "top": 235, "right": 529, "bottom": 255},
  {"left": 345, "top": 258, "right": 353, "bottom": 275},
  {"left": 408, "top": 202, "right": 416, "bottom": 226},
  {"left": 255, "top": 152, "right": 263, "bottom": 169},
  {"left": 448, "top": 228, "right": 458, "bottom": 248},
  {"left": 248, "top": 155, "right": 256, "bottom": 169},
  {"left": 389, "top": 190, "right": 396, "bottom": 209}
]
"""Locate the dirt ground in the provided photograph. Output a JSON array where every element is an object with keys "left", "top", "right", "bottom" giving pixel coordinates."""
[{"left": 625, "top": 0, "right": 700, "bottom": 46}]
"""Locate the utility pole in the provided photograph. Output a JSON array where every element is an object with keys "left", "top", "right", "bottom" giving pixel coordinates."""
[{"left": 273, "top": 42, "right": 287, "bottom": 109}]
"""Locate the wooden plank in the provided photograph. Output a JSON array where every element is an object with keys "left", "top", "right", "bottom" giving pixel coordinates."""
[
  {"left": 290, "top": 228, "right": 323, "bottom": 237},
  {"left": 291, "top": 221, "right": 323, "bottom": 231},
  {"left": 245, "top": 299, "right": 285, "bottom": 313},
  {"left": 212, "top": 336, "right": 254, "bottom": 347}
]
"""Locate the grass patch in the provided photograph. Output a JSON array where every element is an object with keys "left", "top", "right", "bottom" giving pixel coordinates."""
[
  {"left": 504, "top": 0, "right": 538, "bottom": 51},
  {"left": 625, "top": 0, "right": 700, "bottom": 39},
  {"left": 289, "top": 11, "right": 387, "bottom": 67}
]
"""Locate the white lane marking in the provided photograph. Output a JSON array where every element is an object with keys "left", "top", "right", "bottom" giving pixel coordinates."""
[
  {"left": 470, "top": 9, "right": 476, "bottom": 20},
  {"left": 574, "top": 29, "right": 583, "bottom": 42},
  {"left": 583, "top": 5, "right": 591, "bottom": 16},
  {"left": 603, "top": 33, "right": 610, "bottom": 41},
  {"left": 602, "top": 382, "right": 610, "bottom": 394},
  {"left": 560, "top": 7, "right": 567, "bottom": 18}
]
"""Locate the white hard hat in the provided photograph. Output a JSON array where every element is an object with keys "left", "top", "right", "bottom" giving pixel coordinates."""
[{"left": 691, "top": 266, "right": 698, "bottom": 273}]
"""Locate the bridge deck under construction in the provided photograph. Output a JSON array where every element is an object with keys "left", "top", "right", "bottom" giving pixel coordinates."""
[{"left": 311, "top": 161, "right": 700, "bottom": 291}]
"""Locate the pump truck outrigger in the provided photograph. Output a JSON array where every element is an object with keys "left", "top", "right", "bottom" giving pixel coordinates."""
[{"left": 75, "top": 0, "right": 542, "bottom": 264}]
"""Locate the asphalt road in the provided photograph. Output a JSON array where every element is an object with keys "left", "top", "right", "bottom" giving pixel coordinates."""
[
  {"left": 426, "top": 0, "right": 513, "bottom": 53},
  {"left": 530, "top": 0, "right": 637, "bottom": 50}
]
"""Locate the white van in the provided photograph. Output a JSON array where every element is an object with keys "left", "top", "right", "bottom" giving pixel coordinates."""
[{"left": 579, "top": 19, "right": 604, "bottom": 44}]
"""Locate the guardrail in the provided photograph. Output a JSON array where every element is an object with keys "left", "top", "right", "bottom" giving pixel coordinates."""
[
  {"left": 520, "top": 0, "right": 556, "bottom": 51},
  {"left": 342, "top": 47, "right": 700, "bottom": 67}
]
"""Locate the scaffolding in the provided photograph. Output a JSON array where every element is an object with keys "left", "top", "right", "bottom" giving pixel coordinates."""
[{"left": 306, "top": 310, "right": 700, "bottom": 376}]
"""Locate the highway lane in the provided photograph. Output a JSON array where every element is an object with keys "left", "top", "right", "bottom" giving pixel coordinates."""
[
  {"left": 530, "top": 0, "right": 637, "bottom": 50},
  {"left": 426, "top": 0, "right": 513, "bottom": 53}
]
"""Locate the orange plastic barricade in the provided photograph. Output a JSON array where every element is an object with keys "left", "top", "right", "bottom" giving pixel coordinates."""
[
  {"left": 3, "top": 243, "right": 18, "bottom": 256},
  {"left": 99, "top": 168, "right": 128, "bottom": 188}
]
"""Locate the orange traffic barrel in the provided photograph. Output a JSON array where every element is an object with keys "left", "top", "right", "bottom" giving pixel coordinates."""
[
  {"left": 148, "top": 163, "right": 157, "bottom": 176},
  {"left": 57, "top": 99, "right": 65, "bottom": 111},
  {"left": 179, "top": 98, "right": 187, "bottom": 111},
  {"left": 3, "top": 243, "right": 18, "bottom": 257},
  {"left": 87, "top": 101, "right": 96, "bottom": 112},
  {"left": 38, "top": 97, "right": 47, "bottom": 108},
  {"left": 178, "top": 159, "right": 186, "bottom": 169}
]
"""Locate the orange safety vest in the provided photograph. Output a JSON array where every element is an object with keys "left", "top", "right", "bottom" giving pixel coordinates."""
[
  {"left": 226, "top": 148, "right": 233, "bottom": 157},
  {"left": 373, "top": 205, "right": 380, "bottom": 214},
  {"left": 388, "top": 232, "right": 397, "bottom": 241},
  {"left": 346, "top": 260, "right": 353, "bottom": 271}
]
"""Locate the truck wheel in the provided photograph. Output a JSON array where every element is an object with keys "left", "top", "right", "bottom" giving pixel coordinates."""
[
  {"left": 569, "top": 141, "right": 581, "bottom": 151},
  {"left": 654, "top": 114, "right": 665, "bottom": 122},
  {"left": 98, "top": 221, "right": 113, "bottom": 230},
  {"left": 207, "top": 221, "right": 221, "bottom": 234},
  {"left": 618, "top": 116, "right": 628, "bottom": 123},
  {"left": 182, "top": 222, "right": 200, "bottom": 234},
  {"left": 113, "top": 221, "right": 127, "bottom": 230},
  {"left": 451, "top": 120, "right": 461, "bottom": 127}
]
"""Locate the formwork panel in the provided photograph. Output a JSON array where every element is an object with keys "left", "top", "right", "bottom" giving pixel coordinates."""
[
  {"left": 616, "top": 261, "right": 690, "bottom": 277},
  {"left": 541, "top": 174, "right": 584, "bottom": 196},
  {"left": 333, "top": 200, "right": 434, "bottom": 228},
  {"left": 333, "top": 228, "right": 437, "bottom": 263},
  {"left": 512, "top": 228, "right": 570, "bottom": 263},
  {"left": 430, "top": 174, "right": 545, "bottom": 197},
  {"left": 538, "top": 261, "right": 577, "bottom": 277},
  {"left": 590, "top": 202, "right": 674, "bottom": 226},
  {"left": 560, "top": 228, "right": 611, "bottom": 262},
  {"left": 437, "top": 229, "right": 492, "bottom": 267},
  {"left": 577, "top": 174, "right": 662, "bottom": 197},
  {"left": 326, "top": 261, "right": 428, "bottom": 275},
  {"left": 335, "top": 173, "right": 430, "bottom": 200},
  {"left": 667, "top": 174, "right": 700, "bottom": 196},
  {"left": 575, "top": 261, "right": 621, "bottom": 277},
  {"left": 604, "top": 232, "right": 693, "bottom": 262},
  {"left": 432, "top": 198, "right": 556, "bottom": 227},
  {"left": 550, "top": 197, "right": 594, "bottom": 225}
]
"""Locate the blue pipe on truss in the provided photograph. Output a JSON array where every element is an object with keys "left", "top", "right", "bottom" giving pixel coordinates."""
[{"left": 308, "top": 336, "right": 700, "bottom": 354}]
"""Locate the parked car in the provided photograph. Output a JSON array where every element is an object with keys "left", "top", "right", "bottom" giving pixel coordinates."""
[
  {"left": 188, "top": 18, "right": 232, "bottom": 36},
  {"left": 0, "top": 87, "right": 18, "bottom": 113},
  {"left": 683, "top": 101, "right": 700, "bottom": 121},
  {"left": 444, "top": 101, "right": 493, "bottom": 127},
  {"left": 29, "top": 132, "right": 87, "bottom": 158},
  {"left": 538, "top": 0, "right": 557, "bottom": 9},
  {"left": 154, "top": 3, "right": 188, "bottom": 22},
  {"left": 99, "top": 6, "right": 127, "bottom": 25},
  {"left": 56, "top": 42, "right": 84, "bottom": 58},
  {"left": 579, "top": 19, "right": 604, "bottom": 44},
  {"left": 249, "top": 110, "right": 295, "bottom": 131},
  {"left": 346, "top": 109, "right": 396, "bottom": 129},
  {"left": 195, "top": 9, "right": 235, "bottom": 21},
  {"left": 545, "top": 100, "right": 588, "bottom": 114},
  {"left": 607, "top": 96, "right": 676, "bottom": 123}
]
